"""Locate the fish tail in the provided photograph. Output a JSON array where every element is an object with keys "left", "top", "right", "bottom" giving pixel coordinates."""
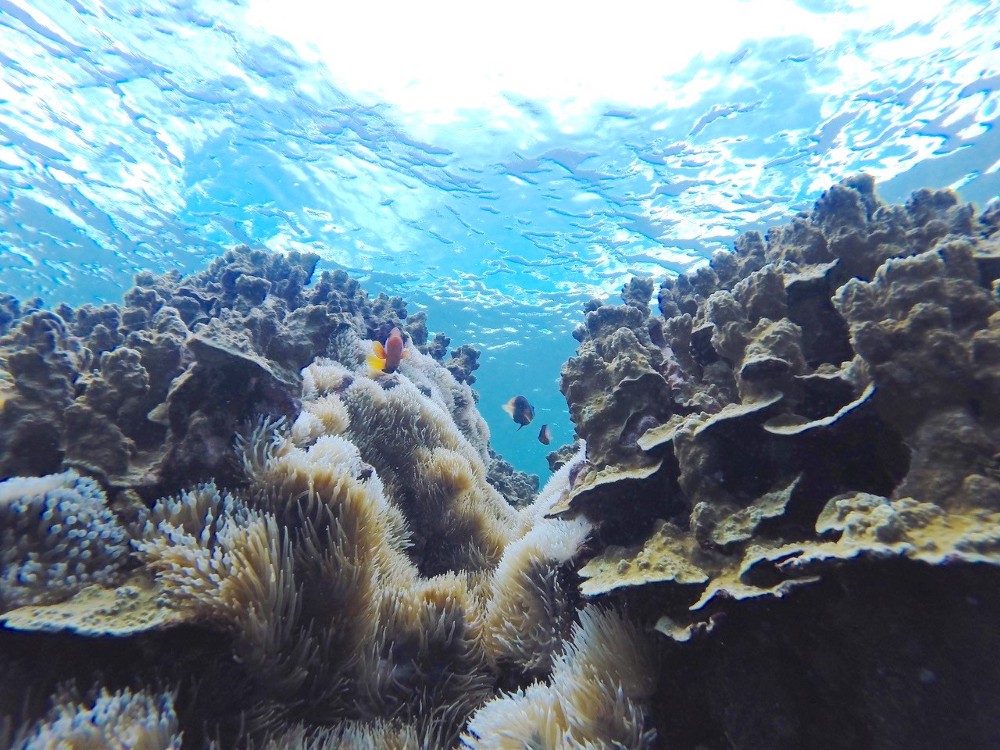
[{"left": 366, "top": 353, "right": 387, "bottom": 374}]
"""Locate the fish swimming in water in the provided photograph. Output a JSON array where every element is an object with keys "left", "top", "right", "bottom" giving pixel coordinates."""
[
  {"left": 502, "top": 395, "right": 535, "bottom": 430},
  {"left": 367, "top": 327, "right": 408, "bottom": 374},
  {"left": 538, "top": 424, "right": 551, "bottom": 445}
]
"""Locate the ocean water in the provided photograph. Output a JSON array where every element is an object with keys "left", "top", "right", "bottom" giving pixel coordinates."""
[{"left": 0, "top": 0, "right": 997, "bottom": 478}]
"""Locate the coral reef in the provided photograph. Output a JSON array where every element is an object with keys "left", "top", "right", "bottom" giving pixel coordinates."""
[
  {"left": 4, "top": 175, "right": 999, "bottom": 749},
  {"left": 445, "top": 344, "right": 481, "bottom": 385},
  {"left": 485, "top": 448, "right": 540, "bottom": 508},
  {"left": 555, "top": 175, "right": 1000, "bottom": 747},
  {"left": 0, "top": 256, "right": 645, "bottom": 748}
]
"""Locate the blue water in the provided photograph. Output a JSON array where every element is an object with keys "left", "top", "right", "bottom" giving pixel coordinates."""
[{"left": 1, "top": 0, "right": 998, "bottom": 478}]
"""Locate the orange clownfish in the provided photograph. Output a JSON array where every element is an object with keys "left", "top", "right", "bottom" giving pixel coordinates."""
[{"left": 367, "top": 327, "right": 408, "bottom": 374}]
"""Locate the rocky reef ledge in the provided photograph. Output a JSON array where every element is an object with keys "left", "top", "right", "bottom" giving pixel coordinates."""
[
  {"left": 555, "top": 174, "right": 1000, "bottom": 748},
  {"left": 2, "top": 176, "right": 999, "bottom": 749}
]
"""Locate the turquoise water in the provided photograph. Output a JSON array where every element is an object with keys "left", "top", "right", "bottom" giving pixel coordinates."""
[{"left": 1, "top": 0, "right": 997, "bottom": 478}]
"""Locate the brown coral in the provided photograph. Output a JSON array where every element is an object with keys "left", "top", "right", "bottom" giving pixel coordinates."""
[{"left": 555, "top": 176, "right": 1000, "bottom": 748}]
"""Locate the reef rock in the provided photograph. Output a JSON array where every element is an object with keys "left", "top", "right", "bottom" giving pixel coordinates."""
[
  {"left": 558, "top": 176, "right": 1000, "bottom": 749},
  {"left": 0, "top": 252, "right": 656, "bottom": 748}
]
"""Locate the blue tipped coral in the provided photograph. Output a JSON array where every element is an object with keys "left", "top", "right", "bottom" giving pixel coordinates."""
[
  {"left": 13, "top": 688, "right": 180, "bottom": 750},
  {"left": 0, "top": 470, "right": 129, "bottom": 609}
]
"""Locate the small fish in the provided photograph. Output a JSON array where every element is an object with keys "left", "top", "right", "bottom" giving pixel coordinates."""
[
  {"left": 502, "top": 395, "right": 535, "bottom": 430},
  {"left": 367, "top": 327, "right": 408, "bottom": 374},
  {"left": 538, "top": 424, "right": 551, "bottom": 445}
]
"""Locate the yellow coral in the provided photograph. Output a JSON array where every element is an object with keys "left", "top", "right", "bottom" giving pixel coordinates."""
[{"left": 136, "top": 485, "right": 309, "bottom": 691}]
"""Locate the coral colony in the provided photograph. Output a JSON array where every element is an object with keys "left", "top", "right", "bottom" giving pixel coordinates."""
[{"left": 2, "top": 176, "right": 1000, "bottom": 748}]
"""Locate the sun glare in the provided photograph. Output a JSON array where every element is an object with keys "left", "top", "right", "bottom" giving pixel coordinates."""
[{"left": 245, "top": 0, "right": 946, "bottom": 133}]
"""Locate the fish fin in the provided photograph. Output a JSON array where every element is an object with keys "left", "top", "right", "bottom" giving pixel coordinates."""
[
  {"left": 366, "top": 353, "right": 387, "bottom": 374},
  {"left": 502, "top": 400, "right": 516, "bottom": 418},
  {"left": 401, "top": 348, "right": 409, "bottom": 359},
  {"left": 517, "top": 423, "right": 525, "bottom": 431},
  {"left": 372, "top": 341, "right": 386, "bottom": 358}
]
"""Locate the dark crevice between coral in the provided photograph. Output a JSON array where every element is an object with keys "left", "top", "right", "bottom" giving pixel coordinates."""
[
  {"left": 0, "top": 625, "right": 238, "bottom": 750},
  {"left": 651, "top": 561, "right": 1000, "bottom": 750}
]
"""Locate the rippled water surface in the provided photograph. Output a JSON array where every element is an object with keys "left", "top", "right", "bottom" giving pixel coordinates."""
[{"left": 1, "top": 0, "right": 997, "bottom": 475}]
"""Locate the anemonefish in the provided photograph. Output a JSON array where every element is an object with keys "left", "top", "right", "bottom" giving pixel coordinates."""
[
  {"left": 502, "top": 395, "right": 535, "bottom": 430},
  {"left": 538, "top": 424, "right": 551, "bottom": 445},
  {"left": 367, "top": 327, "right": 408, "bottom": 374}
]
